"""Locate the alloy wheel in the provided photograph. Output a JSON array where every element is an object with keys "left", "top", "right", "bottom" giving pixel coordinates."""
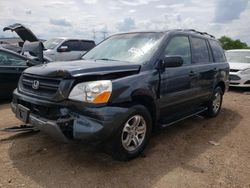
[
  {"left": 212, "top": 91, "right": 221, "bottom": 113},
  {"left": 121, "top": 115, "right": 147, "bottom": 152}
]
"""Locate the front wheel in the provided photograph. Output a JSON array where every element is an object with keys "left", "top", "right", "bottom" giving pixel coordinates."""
[
  {"left": 204, "top": 87, "right": 223, "bottom": 117},
  {"left": 109, "top": 105, "right": 152, "bottom": 161}
]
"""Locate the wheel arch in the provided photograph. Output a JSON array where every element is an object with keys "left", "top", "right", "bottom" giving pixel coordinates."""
[
  {"left": 131, "top": 91, "right": 159, "bottom": 129},
  {"left": 214, "top": 81, "right": 226, "bottom": 94}
]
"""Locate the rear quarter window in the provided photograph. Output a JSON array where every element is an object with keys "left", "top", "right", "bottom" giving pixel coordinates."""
[
  {"left": 209, "top": 40, "right": 226, "bottom": 62},
  {"left": 62, "top": 40, "right": 82, "bottom": 51},
  {"left": 191, "top": 37, "right": 210, "bottom": 63},
  {"left": 80, "top": 41, "right": 95, "bottom": 51}
]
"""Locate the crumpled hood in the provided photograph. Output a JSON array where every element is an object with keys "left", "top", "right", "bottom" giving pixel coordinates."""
[
  {"left": 229, "top": 62, "right": 250, "bottom": 70},
  {"left": 24, "top": 59, "right": 141, "bottom": 78}
]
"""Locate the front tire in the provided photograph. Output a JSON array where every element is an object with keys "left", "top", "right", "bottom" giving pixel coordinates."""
[
  {"left": 110, "top": 105, "right": 152, "bottom": 161},
  {"left": 205, "top": 87, "right": 223, "bottom": 117}
]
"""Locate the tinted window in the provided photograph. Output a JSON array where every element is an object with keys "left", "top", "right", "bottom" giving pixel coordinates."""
[
  {"left": 61, "top": 40, "right": 82, "bottom": 51},
  {"left": 210, "top": 40, "right": 226, "bottom": 62},
  {"left": 191, "top": 37, "right": 210, "bottom": 63},
  {"left": 0, "top": 51, "right": 26, "bottom": 66},
  {"left": 164, "top": 36, "right": 191, "bottom": 64},
  {"left": 80, "top": 41, "right": 95, "bottom": 51}
]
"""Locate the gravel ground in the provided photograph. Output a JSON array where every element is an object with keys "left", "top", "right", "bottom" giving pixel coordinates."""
[{"left": 0, "top": 89, "right": 250, "bottom": 188}]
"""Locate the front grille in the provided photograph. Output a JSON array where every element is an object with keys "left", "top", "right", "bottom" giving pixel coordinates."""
[
  {"left": 17, "top": 99, "right": 62, "bottom": 120},
  {"left": 230, "top": 83, "right": 240, "bottom": 85},
  {"left": 230, "top": 69, "right": 240, "bottom": 72},
  {"left": 229, "top": 75, "right": 241, "bottom": 81},
  {"left": 21, "top": 74, "right": 61, "bottom": 97},
  {"left": 244, "top": 80, "right": 250, "bottom": 85}
]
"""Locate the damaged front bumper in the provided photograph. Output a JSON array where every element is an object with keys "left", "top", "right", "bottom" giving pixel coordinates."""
[{"left": 11, "top": 89, "right": 130, "bottom": 143}]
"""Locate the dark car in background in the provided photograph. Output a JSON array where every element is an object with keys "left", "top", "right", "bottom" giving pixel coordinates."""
[
  {"left": 0, "top": 48, "right": 38, "bottom": 99},
  {"left": 11, "top": 29, "right": 229, "bottom": 160}
]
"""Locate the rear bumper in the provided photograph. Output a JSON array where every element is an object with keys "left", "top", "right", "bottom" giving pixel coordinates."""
[{"left": 12, "top": 89, "right": 130, "bottom": 143}]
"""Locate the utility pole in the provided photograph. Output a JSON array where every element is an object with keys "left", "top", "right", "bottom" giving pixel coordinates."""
[
  {"left": 101, "top": 30, "right": 108, "bottom": 40},
  {"left": 92, "top": 29, "right": 96, "bottom": 42}
]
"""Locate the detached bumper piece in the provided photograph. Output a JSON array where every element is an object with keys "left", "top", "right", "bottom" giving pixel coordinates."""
[
  {"left": 29, "top": 115, "right": 73, "bottom": 143},
  {"left": 0, "top": 124, "right": 39, "bottom": 133}
]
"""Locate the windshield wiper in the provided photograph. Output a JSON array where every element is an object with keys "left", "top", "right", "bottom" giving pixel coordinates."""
[
  {"left": 95, "top": 58, "right": 118, "bottom": 61},
  {"left": 82, "top": 58, "right": 132, "bottom": 63}
]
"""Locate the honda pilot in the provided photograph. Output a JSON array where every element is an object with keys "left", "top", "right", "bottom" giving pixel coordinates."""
[{"left": 11, "top": 30, "right": 229, "bottom": 161}]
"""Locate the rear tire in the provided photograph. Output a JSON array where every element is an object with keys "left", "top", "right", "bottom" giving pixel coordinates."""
[
  {"left": 109, "top": 105, "right": 152, "bottom": 161},
  {"left": 204, "top": 87, "right": 223, "bottom": 118}
]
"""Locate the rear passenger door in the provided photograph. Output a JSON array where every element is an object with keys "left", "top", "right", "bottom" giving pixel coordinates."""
[
  {"left": 209, "top": 40, "right": 228, "bottom": 87},
  {"left": 190, "top": 36, "right": 215, "bottom": 101},
  {"left": 79, "top": 40, "right": 95, "bottom": 54}
]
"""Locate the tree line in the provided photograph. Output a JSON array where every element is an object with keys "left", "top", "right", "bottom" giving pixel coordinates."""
[{"left": 218, "top": 36, "right": 249, "bottom": 50}]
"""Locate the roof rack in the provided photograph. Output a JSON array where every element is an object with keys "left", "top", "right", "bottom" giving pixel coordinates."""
[{"left": 176, "top": 29, "right": 215, "bottom": 38}]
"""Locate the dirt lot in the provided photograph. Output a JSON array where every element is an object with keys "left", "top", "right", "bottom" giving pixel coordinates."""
[{"left": 0, "top": 89, "right": 250, "bottom": 188}]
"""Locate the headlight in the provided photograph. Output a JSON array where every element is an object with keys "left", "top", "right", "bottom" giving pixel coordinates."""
[
  {"left": 240, "top": 68, "right": 250, "bottom": 75},
  {"left": 68, "top": 80, "right": 112, "bottom": 104}
]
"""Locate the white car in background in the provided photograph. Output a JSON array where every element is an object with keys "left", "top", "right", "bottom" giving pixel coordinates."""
[
  {"left": 43, "top": 38, "right": 95, "bottom": 61},
  {"left": 225, "top": 49, "right": 250, "bottom": 87}
]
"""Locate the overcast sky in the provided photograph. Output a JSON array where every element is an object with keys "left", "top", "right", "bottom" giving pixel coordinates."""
[{"left": 0, "top": 0, "right": 249, "bottom": 44}]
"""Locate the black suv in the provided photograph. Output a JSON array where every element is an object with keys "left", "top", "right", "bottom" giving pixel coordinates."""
[{"left": 11, "top": 30, "right": 229, "bottom": 160}]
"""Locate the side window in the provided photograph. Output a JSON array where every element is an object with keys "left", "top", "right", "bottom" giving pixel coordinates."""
[
  {"left": 0, "top": 51, "right": 26, "bottom": 66},
  {"left": 209, "top": 40, "right": 226, "bottom": 62},
  {"left": 164, "top": 36, "right": 191, "bottom": 65},
  {"left": 61, "top": 40, "right": 81, "bottom": 51},
  {"left": 191, "top": 37, "right": 210, "bottom": 63},
  {"left": 80, "top": 41, "right": 95, "bottom": 51}
]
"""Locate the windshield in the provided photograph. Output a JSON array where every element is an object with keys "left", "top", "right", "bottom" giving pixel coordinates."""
[
  {"left": 43, "top": 38, "right": 63, "bottom": 50},
  {"left": 82, "top": 33, "right": 164, "bottom": 64},
  {"left": 225, "top": 51, "right": 250, "bottom": 63}
]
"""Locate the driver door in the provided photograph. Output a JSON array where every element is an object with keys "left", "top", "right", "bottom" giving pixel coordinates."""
[
  {"left": 159, "top": 35, "right": 198, "bottom": 122},
  {"left": 55, "top": 40, "right": 83, "bottom": 61}
]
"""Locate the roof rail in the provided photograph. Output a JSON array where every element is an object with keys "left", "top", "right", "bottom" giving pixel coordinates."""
[{"left": 177, "top": 29, "right": 215, "bottom": 38}]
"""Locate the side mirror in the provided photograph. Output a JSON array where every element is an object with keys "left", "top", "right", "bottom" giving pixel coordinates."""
[
  {"left": 57, "top": 46, "right": 69, "bottom": 52},
  {"left": 163, "top": 56, "right": 183, "bottom": 68}
]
